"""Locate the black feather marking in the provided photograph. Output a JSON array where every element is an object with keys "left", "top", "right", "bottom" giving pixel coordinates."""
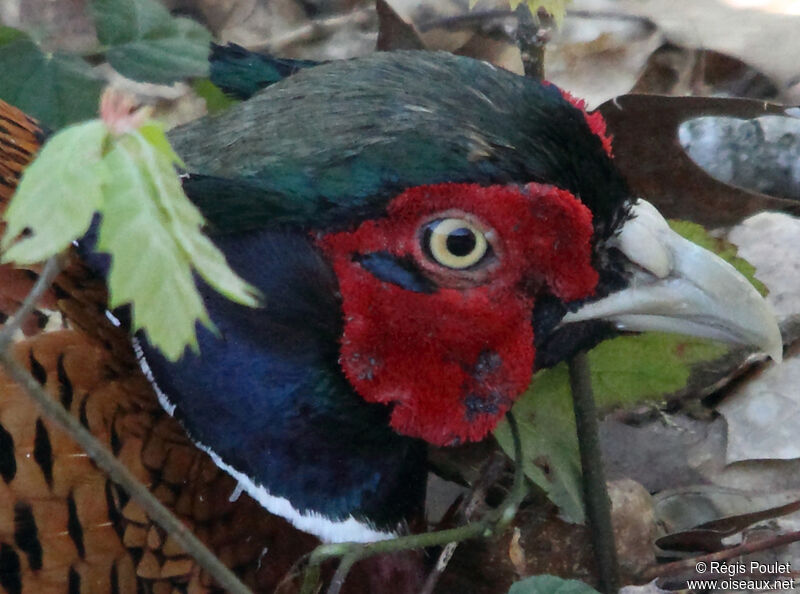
[
  {"left": 109, "top": 420, "right": 121, "bottom": 457},
  {"left": 13, "top": 503, "right": 42, "bottom": 570},
  {"left": 78, "top": 397, "right": 90, "bottom": 430},
  {"left": 68, "top": 566, "right": 80, "bottom": 594},
  {"left": 532, "top": 297, "right": 616, "bottom": 370},
  {"left": 0, "top": 423, "right": 16, "bottom": 483},
  {"left": 66, "top": 491, "right": 85, "bottom": 559},
  {"left": 109, "top": 562, "right": 119, "bottom": 594},
  {"left": 33, "top": 311, "right": 47, "bottom": 330},
  {"left": 56, "top": 354, "right": 73, "bottom": 410},
  {"left": 50, "top": 282, "right": 70, "bottom": 300},
  {"left": 32, "top": 420, "right": 53, "bottom": 487},
  {"left": 28, "top": 351, "right": 46, "bottom": 385},
  {"left": 463, "top": 391, "right": 508, "bottom": 421},
  {"left": 104, "top": 481, "right": 125, "bottom": 539},
  {"left": 355, "top": 252, "right": 437, "bottom": 294},
  {"left": 0, "top": 544, "right": 21, "bottom": 594}
]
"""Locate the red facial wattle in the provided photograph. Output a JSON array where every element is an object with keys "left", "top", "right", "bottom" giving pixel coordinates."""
[{"left": 318, "top": 182, "right": 599, "bottom": 446}]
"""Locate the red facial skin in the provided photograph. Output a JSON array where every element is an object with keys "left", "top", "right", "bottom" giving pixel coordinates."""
[{"left": 318, "top": 183, "right": 598, "bottom": 446}]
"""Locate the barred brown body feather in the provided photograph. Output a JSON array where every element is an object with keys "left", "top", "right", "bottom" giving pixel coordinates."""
[
  {"left": 0, "top": 102, "right": 42, "bottom": 209},
  {"left": 0, "top": 99, "right": 319, "bottom": 594}
]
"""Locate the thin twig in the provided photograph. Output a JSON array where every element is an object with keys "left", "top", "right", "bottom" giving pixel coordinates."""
[
  {"left": 569, "top": 351, "right": 620, "bottom": 594},
  {"left": 642, "top": 529, "right": 800, "bottom": 582},
  {"left": 514, "top": 5, "right": 546, "bottom": 80},
  {"left": 299, "top": 415, "right": 527, "bottom": 594},
  {"left": 0, "top": 297, "right": 253, "bottom": 594},
  {"left": 419, "top": 541, "right": 458, "bottom": 594},
  {"left": 417, "top": 9, "right": 516, "bottom": 32},
  {"left": 0, "top": 255, "right": 62, "bottom": 351},
  {"left": 326, "top": 553, "right": 360, "bottom": 594},
  {"left": 250, "top": 7, "right": 374, "bottom": 53},
  {"left": 418, "top": 450, "right": 509, "bottom": 594},
  {"left": 418, "top": 8, "right": 655, "bottom": 33}
]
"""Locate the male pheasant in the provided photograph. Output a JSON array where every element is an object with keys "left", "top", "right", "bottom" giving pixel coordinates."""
[{"left": 0, "top": 49, "right": 781, "bottom": 593}]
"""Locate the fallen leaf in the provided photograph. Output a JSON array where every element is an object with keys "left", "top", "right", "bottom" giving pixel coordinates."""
[
  {"left": 718, "top": 358, "right": 800, "bottom": 463},
  {"left": 545, "top": 12, "right": 662, "bottom": 107},
  {"left": 509, "top": 527, "right": 527, "bottom": 575},
  {"left": 376, "top": 0, "right": 425, "bottom": 50},
  {"left": 597, "top": 94, "right": 800, "bottom": 226},
  {"left": 729, "top": 212, "right": 800, "bottom": 320},
  {"left": 632, "top": 43, "right": 780, "bottom": 99},
  {"left": 507, "top": 574, "right": 601, "bottom": 594},
  {"left": 614, "top": 0, "right": 800, "bottom": 91},
  {"left": 681, "top": 117, "right": 800, "bottom": 204},
  {"left": 653, "top": 486, "right": 800, "bottom": 552}
]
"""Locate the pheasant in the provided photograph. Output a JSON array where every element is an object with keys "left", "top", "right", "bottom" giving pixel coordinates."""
[{"left": 0, "top": 49, "right": 781, "bottom": 593}]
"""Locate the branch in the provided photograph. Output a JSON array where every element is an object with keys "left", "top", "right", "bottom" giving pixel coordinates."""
[
  {"left": 419, "top": 541, "right": 458, "bottom": 594},
  {"left": 0, "top": 256, "right": 62, "bottom": 351},
  {"left": 249, "top": 7, "right": 374, "bottom": 53},
  {"left": 514, "top": 4, "right": 546, "bottom": 80},
  {"left": 418, "top": 8, "right": 655, "bottom": 32},
  {"left": 0, "top": 257, "right": 252, "bottom": 594},
  {"left": 642, "top": 529, "right": 800, "bottom": 582}
]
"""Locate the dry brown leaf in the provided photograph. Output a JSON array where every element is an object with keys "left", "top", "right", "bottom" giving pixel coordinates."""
[
  {"left": 597, "top": 94, "right": 800, "bottom": 226},
  {"left": 633, "top": 43, "right": 780, "bottom": 99},
  {"left": 614, "top": 0, "right": 800, "bottom": 92},
  {"left": 508, "top": 527, "right": 527, "bottom": 575},
  {"left": 545, "top": 11, "right": 663, "bottom": 106},
  {"left": 381, "top": 0, "right": 524, "bottom": 71},
  {"left": 376, "top": 0, "right": 425, "bottom": 50}
]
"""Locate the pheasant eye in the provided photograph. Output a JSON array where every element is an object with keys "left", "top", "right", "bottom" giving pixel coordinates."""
[{"left": 423, "top": 218, "right": 489, "bottom": 269}]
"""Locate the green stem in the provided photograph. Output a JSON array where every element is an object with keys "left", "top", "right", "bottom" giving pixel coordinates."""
[
  {"left": 514, "top": 5, "right": 546, "bottom": 80},
  {"left": 568, "top": 351, "right": 620, "bottom": 594},
  {"left": 300, "top": 414, "right": 527, "bottom": 593}
]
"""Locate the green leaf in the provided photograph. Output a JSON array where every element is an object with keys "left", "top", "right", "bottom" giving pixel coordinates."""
[
  {"left": 90, "top": 0, "right": 174, "bottom": 46},
  {"left": 138, "top": 121, "right": 184, "bottom": 167},
  {"left": 0, "top": 26, "right": 28, "bottom": 46},
  {"left": 90, "top": 0, "right": 211, "bottom": 83},
  {"left": 495, "top": 333, "right": 727, "bottom": 523},
  {"left": 125, "top": 132, "right": 260, "bottom": 308},
  {"left": 97, "top": 131, "right": 259, "bottom": 359},
  {"left": 1, "top": 108, "right": 259, "bottom": 361},
  {"left": 98, "top": 137, "right": 210, "bottom": 358},
  {"left": 0, "top": 37, "right": 104, "bottom": 129},
  {"left": 1, "top": 120, "right": 109, "bottom": 263},
  {"left": 508, "top": 575, "right": 601, "bottom": 594},
  {"left": 494, "top": 221, "right": 757, "bottom": 521},
  {"left": 496, "top": 366, "right": 585, "bottom": 522},
  {"left": 192, "top": 78, "right": 239, "bottom": 114},
  {"left": 669, "top": 220, "right": 767, "bottom": 296}
]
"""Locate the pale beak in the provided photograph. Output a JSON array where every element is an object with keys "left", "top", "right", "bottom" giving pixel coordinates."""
[{"left": 562, "top": 199, "right": 783, "bottom": 362}]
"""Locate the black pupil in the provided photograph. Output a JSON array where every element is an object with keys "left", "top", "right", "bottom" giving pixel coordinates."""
[{"left": 446, "top": 227, "right": 477, "bottom": 257}]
